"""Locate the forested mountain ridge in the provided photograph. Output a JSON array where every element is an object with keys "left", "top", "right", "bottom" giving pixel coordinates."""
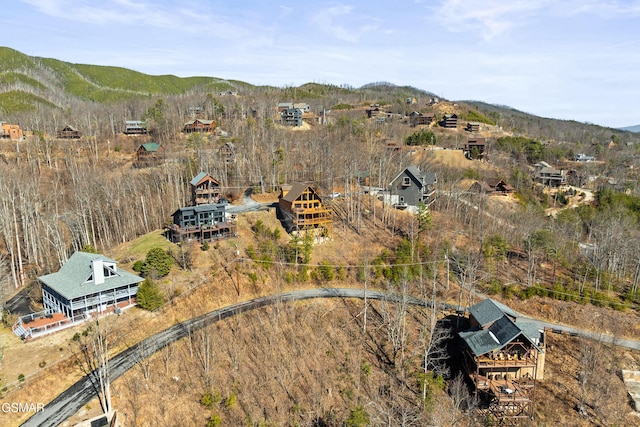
[
  {"left": 2, "top": 46, "right": 638, "bottom": 147},
  {"left": 0, "top": 46, "right": 245, "bottom": 108}
]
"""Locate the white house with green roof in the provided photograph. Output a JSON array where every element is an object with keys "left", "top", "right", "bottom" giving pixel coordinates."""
[
  {"left": 40, "top": 251, "right": 143, "bottom": 322},
  {"left": 13, "top": 252, "right": 143, "bottom": 340}
]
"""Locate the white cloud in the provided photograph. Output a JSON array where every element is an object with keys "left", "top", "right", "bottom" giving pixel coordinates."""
[
  {"left": 279, "top": 5, "right": 293, "bottom": 17},
  {"left": 310, "top": 4, "right": 376, "bottom": 43},
  {"left": 21, "top": 0, "right": 251, "bottom": 39},
  {"left": 560, "top": 0, "right": 640, "bottom": 17},
  {"left": 435, "top": 0, "right": 547, "bottom": 40}
]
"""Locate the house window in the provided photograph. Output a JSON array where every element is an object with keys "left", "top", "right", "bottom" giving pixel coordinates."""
[{"left": 402, "top": 177, "right": 410, "bottom": 186}]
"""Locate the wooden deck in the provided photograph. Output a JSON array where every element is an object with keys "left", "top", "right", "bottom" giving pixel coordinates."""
[
  {"left": 23, "top": 312, "right": 67, "bottom": 329},
  {"left": 14, "top": 299, "right": 137, "bottom": 341},
  {"left": 488, "top": 379, "right": 532, "bottom": 403},
  {"left": 477, "top": 355, "right": 537, "bottom": 368}
]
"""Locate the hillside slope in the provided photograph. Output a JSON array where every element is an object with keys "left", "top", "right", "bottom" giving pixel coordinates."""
[{"left": 0, "top": 46, "right": 241, "bottom": 111}]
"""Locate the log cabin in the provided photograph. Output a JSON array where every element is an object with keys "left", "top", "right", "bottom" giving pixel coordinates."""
[{"left": 458, "top": 299, "right": 545, "bottom": 422}]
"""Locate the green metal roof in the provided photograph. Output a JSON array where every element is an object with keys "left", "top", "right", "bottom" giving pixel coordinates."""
[
  {"left": 38, "top": 251, "right": 142, "bottom": 300},
  {"left": 138, "top": 142, "right": 161, "bottom": 152}
]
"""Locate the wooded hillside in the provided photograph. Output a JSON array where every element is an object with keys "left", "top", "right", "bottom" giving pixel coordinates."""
[{"left": 1, "top": 47, "right": 640, "bottom": 426}]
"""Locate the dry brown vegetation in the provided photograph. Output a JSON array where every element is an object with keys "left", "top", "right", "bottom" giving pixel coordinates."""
[
  {"left": 4, "top": 202, "right": 640, "bottom": 426},
  {"left": 2, "top": 84, "right": 640, "bottom": 427}
]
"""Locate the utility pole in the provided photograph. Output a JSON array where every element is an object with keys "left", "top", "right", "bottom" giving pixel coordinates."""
[
  {"left": 445, "top": 251, "right": 450, "bottom": 291},
  {"left": 234, "top": 247, "right": 241, "bottom": 296},
  {"left": 363, "top": 262, "right": 368, "bottom": 333}
]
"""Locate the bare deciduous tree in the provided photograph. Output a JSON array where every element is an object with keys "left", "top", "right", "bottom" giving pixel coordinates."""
[{"left": 70, "top": 319, "right": 114, "bottom": 415}]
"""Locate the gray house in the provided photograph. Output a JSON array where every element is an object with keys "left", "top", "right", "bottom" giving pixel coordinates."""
[
  {"left": 281, "top": 108, "right": 303, "bottom": 126},
  {"left": 387, "top": 166, "right": 437, "bottom": 212},
  {"left": 533, "top": 161, "right": 566, "bottom": 187},
  {"left": 168, "top": 203, "right": 236, "bottom": 243}
]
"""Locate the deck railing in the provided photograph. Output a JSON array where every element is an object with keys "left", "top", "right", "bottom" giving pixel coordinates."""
[{"left": 13, "top": 312, "right": 89, "bottom": 340}]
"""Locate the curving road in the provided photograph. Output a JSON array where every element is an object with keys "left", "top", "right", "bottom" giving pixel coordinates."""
[
  {"left": 20, "top": 288, "right": 431, "bottom": 427},
  {"left": 19, "top": 287, "right": 640, "bottom": 427}
]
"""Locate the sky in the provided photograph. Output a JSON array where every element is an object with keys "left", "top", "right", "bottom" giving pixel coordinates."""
[{"left": 2, "top": 0, "right": 640, "bottom": 128}]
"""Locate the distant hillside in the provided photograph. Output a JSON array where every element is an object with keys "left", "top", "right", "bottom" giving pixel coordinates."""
[
  {"left": 0, "top": 48, "right": 439, "bottom": 113},
  {"left": 0, "top": 46, "right": 248, "bottom": 112},
  {"left": 1, "top": 46, "right": 639, "bottom": 149},
  {"left": 620, "top": 124, "right": 640, "bottom": 133},
  {"left": 465, "top": 100, "right": 640, "bottom": 146}
]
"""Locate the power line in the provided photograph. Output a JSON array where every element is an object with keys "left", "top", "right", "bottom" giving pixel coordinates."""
[{"left": 243, "top": 257, "right": 444, "bottom": 269}]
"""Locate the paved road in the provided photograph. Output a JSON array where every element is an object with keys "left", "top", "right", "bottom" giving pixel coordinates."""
[
  {"left": 20, "top": 288, "right": 431, "bottom": 427},
  {"left": 19, "top": 288, "right": 640, "bottom": 426}
]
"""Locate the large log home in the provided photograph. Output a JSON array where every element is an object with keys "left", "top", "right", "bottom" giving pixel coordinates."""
[
  {"left": 458, "top": 299, "right": 545, "bottom": 423},
  {"left": 0, "top": 122, "right": 24, "bottom": 139},
  {"left": 135, "top": 142, "right": 164, "bottom": 167},
  {"left": 190, "top": 172, "right": 222, "bottom": 205},
  {"left": 463, "top": 137, "right": 488, "bottom": 160},
  {"left": 409, "top": 111, "right": 435, "bottom": 127},
  {"left": 57, "top": 125, "right": 81, "bottom": 139},
  {"left": 278, "top": 183, "right": 332, "bottom": 233},
  {"left": 440, "top": 113, "right": 458, "bottom": 128},
  {"left": 183, "top": 118, "right": 215, "bottom": 133}
]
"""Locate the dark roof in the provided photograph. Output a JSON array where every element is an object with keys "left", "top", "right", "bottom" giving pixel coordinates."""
[
  {"left": 485, "top": 178, "right": 504, "bottom": 187},
  {"left": 281, "top": 183, "right": 318, "bottom": 203},
  {"left": 469, "top": 181, "right": 493, "bottom": 193},
  {"left": 517, "top": 322, "right": 544, "bottom": 343},
  {"left": 459, "top": 316, "right": 522, "bottom": 356},
  {"left": 391, "top": 166, "right": 437, "bottom": 189},
  {"left": 468, "top": 298, "right": 517, "bottom": 328},
  {"left": 460, "top": 299, "right": 543, "bottom": 357},
  {"left": 172, "top": 203, "right": 227, "bottom": 217}
]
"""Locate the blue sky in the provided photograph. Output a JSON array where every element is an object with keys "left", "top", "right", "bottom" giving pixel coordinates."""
[{"left": 3, "top": 0, "right": 640, "bottom": 128}]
